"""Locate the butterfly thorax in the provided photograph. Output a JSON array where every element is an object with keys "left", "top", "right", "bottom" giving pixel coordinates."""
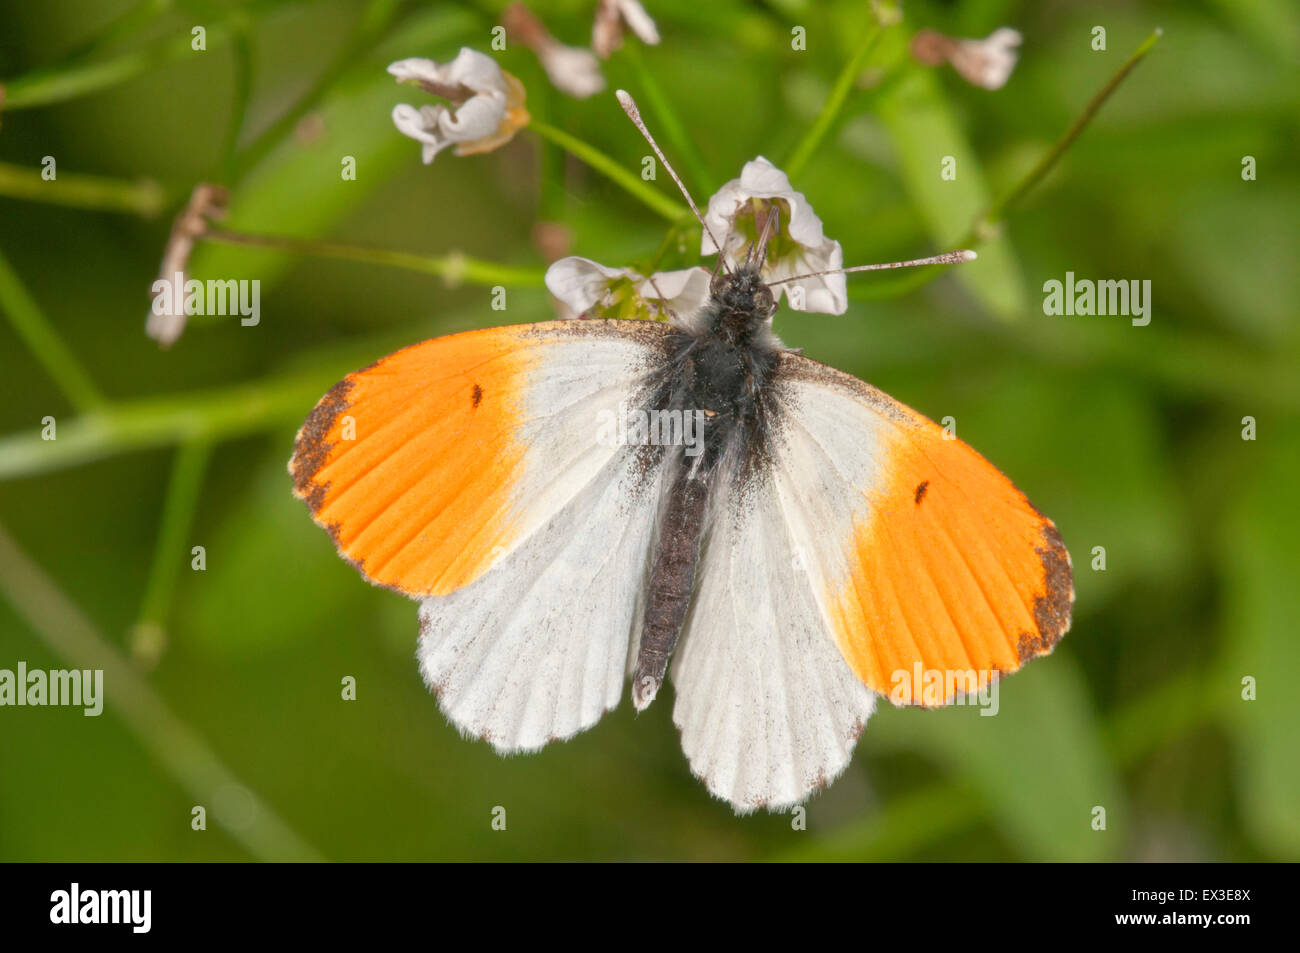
[{"left": 667, "top": 265, "right": 781, "bottom": 437}]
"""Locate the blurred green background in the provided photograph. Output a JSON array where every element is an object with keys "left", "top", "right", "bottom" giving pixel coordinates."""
[{"left": 1, "top": 0, "right": 1297, "bottom": 861}]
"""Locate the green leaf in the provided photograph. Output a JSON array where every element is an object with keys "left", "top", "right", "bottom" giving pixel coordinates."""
[
  {"left": 184, "top": 444, "right": 363, "bottom": 655},
  {"left": 870, "top": 656, "right": 1124, "bottom": 860},
  {"left": 1219, "top": 424, "right": 1300, "bottom": 859},
  {"left": 873, "top": 60, "right": 1031, "bottom": 321}
]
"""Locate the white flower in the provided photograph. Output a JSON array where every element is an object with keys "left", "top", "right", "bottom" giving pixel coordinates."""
[
  {"left": 545, "top": 256, "right": 709, "bottom": 320},
  {"left": 593, "top": 0, "right": 661, "bottom": 59},
  {"left": 145, "top": 183, "right": 228, "bottom": 349},
  {"left": 951, "top": 28, "right": 1022, "bottom": 90},
  {"left": 538, "top": 44, "right": 606, "bottom": 99},
  {"left": 702, "top": 157, "right": 846, "bottom": 314},
  {"left": 388, "top": 48, "right": 529, "bottom": 164},
  {"left": 911, "top": 27, "right": 1022, "bottom": 91},
  {"left": 545, "top": 257, "right": 635, "bottom": 315},
  {"left": 504, "top": 3, "right": 606, "bottom": 99},
  {"left": 636, "top": 266, "right": 710, "bottom": 315},
  {"left": 546, "top": 159, "right": 850, "bottom": 320}
]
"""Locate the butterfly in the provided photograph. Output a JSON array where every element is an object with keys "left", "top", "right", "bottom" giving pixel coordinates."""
[{"left": 289, "top": 91, "right": 1073, "bottom": 813}]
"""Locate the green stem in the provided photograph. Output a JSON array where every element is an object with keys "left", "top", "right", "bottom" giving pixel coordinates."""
[
  {"left": 784, "top": 15, "right": 890, "bottom": 180},
  {"left": 202, "top": 228, "right": 547, "bottom": 287},
  {"left": 0, "top": 367, "right": 332, "bottom": 481},
  {"left": 530, "top": 120, "right": 686, "bottom": 222},
  {"left": 3, "top": 24, "right": 226, "bottom": 112},
  {"left": 219, "top": 13, "right": 256, "bottom": 181},
  {"left": 133, "top": 437, "right": 213, "bottom": 660},
  {"left": 645, "top": 218, "right": 695, "bottom": 273},
  {"left": 3, "top": 47, "right": 168, "bottom": 111},
  {"left": 0, "top": 0, "right": 302, "bottom": 111},
  {"left": 0, "top": 247, "right": 106, "bottom": 413},
  {"left": 59, "top": 0, "right": 176, "bottom": 64},
  {"left": 534, "top": 82, "right": 565, "bottom": 222},
  {"left": 0, "top": 523, "right": 323, "bottom": 862},
  {"left": 966, "top": 28, "right": 1163, "bottom": 243},
  {"left": 0, "top": 313, "right": 542, "bottom": 483},
  {"left": 0, "top": 161, "right": 165, "bottom": 216}
]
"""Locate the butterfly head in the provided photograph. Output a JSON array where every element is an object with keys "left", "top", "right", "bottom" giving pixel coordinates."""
[
  {"left": 709, "top": 263, "right": 777, "bottom": 333},
  {"left": 707, "top": 202, "right": 780, "bottom": 333}
]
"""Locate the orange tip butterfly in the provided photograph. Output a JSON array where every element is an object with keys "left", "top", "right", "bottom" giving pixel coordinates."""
[{"left": 289, "top": 90, "right": 1073, "bottom": 813}]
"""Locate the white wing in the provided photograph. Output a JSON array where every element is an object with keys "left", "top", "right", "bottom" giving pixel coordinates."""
[
  {"left": 290, "top": 318, "right": 676, "bottom": 753},
  {"left": 670, "top": 461, "right": 877, "bottom": 814},
  {"left": 415, "top": 320, "right": 674, "bottom": 752},
  {"left": 671, "top": 349, "right": 1072, "bottom": 812},
  {"left": 418, "top": 441, "right": 666, "bottom": 752}
]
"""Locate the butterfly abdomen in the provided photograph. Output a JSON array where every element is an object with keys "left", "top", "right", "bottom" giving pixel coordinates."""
[{"left": 633, "top": 463, "right": 710, "bottom": 710}]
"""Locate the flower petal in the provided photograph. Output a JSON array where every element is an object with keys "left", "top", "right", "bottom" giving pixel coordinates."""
[
  {"left": 545, "top": 256, "right": 639, "bottom": 314},
  {"left": 702, "top": 156, "right": 827, "bottom": 254},
  {"left": 391, "top": 104, "right": 456, "bottom": 164},
  {"left": 952, "top": 28, "right": 1022, "bottom": 90},
  {"left": 436, "top": 88, "right": 506, "bottom": 141},
  {"left": 540, "top": 45, "right": 606, "bottom": 99},
  {"left": 617, "top": 0, "right": 660, "bottom": 46},
  {"left": 772, "top": 240, "right": 847, "bottom": 314},
  {"left": 700, "top": 156, "right": 846, "bottom": 314},
  {"left": 638, "top": 267, "right": 711, "bottom": 314},
  {"left": 593, "top": 0, "right": 660, "bottom": 58},
  {"left": 444, "top": 47, "right": 511, "bottom": 93},
  {"left": 387, "top": 57, "right": 445, "bottom": 86},
  {"left": 388, "top": 49, "right": 528, "bottom": 163}
]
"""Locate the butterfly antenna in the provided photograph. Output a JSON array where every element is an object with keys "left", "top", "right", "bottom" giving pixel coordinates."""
[
  {"left": 615, "top": 89, "right": 727, "bottom": 272},
  {"left": 708, "top": 215, "right": 739, "bottom": 286},
  {"left": 765, "top": 249, "right": 978, "bottom": 287},
  {"left": 748, "top": 204, "right": 781, "bottom": 272}
]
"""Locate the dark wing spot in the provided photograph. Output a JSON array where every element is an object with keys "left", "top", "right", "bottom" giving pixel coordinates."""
[
  {"left": 1017, "top": 630, "right": 1048, "bottom": 662},
  {"left": 1020, "top": 523, "right": 1074, "bottom": 662},
  {"left": 471, "top": 383, "right": 483, "bottom": 408},
  {"left": 914, "top": 480, "right": 930, "bottom": 504},
  {"left": 291, "top": 377, "right": 355, "bottom": 512}
]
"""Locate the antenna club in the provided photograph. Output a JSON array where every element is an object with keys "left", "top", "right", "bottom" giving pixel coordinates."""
[{"left": 615, "top": 86, "right": 725, "bottom": 268}]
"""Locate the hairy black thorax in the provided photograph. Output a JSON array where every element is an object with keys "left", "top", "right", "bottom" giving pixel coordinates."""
[{"left": 661, "top": 264, "right": 781, "bottom": 469}]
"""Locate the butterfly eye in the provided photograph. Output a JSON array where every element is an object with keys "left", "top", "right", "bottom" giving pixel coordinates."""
[{"left": 755, "top": 286, "right": 775, "bottom": 316}]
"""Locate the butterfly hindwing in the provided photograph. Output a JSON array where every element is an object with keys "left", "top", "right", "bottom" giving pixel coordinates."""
[
  {"left": 670, "top": 463, "right": 878, "bottom": 813},
  {"left": 417, "top": 426, "right": 669, "bottom": 752}
]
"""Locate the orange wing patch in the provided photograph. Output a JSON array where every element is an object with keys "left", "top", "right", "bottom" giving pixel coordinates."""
[
  {"left": 290, "top": 326, "right": 535, "bottom": 597},
  {"left": 828, "top": 411, "right": 1073, "bottom": 706}
]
